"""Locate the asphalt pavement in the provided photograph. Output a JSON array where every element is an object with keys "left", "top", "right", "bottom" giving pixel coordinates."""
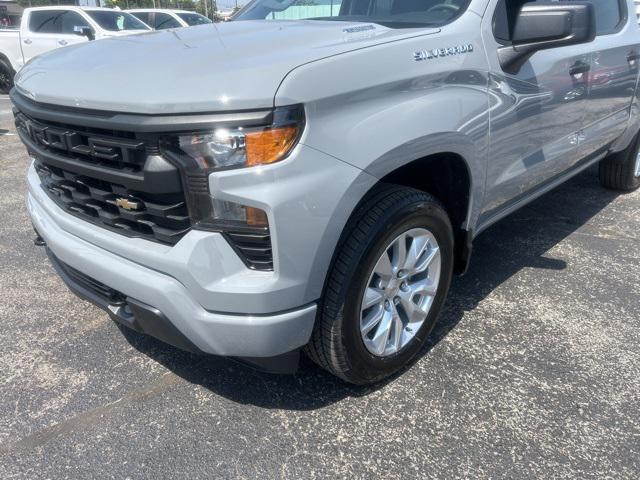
[{"left": 0, "top": 93, "right": 639, "bottom": 479}]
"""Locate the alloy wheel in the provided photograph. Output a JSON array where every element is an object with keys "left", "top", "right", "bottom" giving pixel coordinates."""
[{"left": 359, "top": 228, "right": 441, "bottom": 357}]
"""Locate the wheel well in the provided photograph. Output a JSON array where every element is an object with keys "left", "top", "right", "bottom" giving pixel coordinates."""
[{"left": 381, "top": 153, "right": 473, "bottom": 274}]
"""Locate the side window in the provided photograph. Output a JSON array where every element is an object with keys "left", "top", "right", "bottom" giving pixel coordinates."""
[
  {"left": 154, "top": 12, "right": 181, "bottom": 29},
  {"left": 59, "top": 11, "right": 91, "bottom": 35},
  {"left": 131, "top": 12, "right": 151, "bottom": 26},
  {"left": 589, "top": 0, "right": 624, "bottom": 35},
  {"left": 28, "top": 10, "right": 60, "bottom": 34}
]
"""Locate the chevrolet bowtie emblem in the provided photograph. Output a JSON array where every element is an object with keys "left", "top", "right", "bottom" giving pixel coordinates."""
[{"left": 115, "top": 197, "right": 143, "bottom": 211}]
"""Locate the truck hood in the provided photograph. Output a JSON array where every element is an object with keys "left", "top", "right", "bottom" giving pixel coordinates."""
[{"left": 15, "top": 21, "right": 437, "bottom": 114}]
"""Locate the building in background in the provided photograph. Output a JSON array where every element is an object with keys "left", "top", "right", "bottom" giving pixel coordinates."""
[{"left": 0, "top": 0, "right": 23, "bottom": 28}]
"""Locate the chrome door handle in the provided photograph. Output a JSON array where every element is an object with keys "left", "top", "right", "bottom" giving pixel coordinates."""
[
  {"left": 627, "top": 51, "right": 640, "bottom": 65},
  {"left": 58, "top": 40, "right": 68, "bottom": 46},
  {"left": 23, "top": 38, "right": 32, "bottom": 45}
]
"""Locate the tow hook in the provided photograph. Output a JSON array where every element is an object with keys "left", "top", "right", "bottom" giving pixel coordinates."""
[{"left": 34, "top": 234, "right": 46, "bottom": 247}]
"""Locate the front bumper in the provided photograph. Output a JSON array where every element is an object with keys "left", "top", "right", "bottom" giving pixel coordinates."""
[{"left": 28, "top": 180, "right": 317, "bottom": 359}]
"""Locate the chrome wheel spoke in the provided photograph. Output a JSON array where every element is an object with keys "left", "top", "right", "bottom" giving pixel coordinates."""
[
  {"left": 398, "top": 293, "right": 430, "bottom": 323},
  {"left": 370, "top": 310, "right": 393, "bottom": 355},
  {"left": 362, "top": 287, "right": 384, "bottom": 310},
  {"left": 392, "top": 312, "right": 404, "bottom": 351},
  {"left": 404, "top": 234, "right": 430, "bottom": 272},
  {"left": 411, "top": 277, "right": 439, "bottom": 297},
  {"left": 373, "top": 251, "right": 393, "bottom": 284},
  {"left": 361, "top": 305, "right": 385, "bottom": 335},
  {"left": 391, "top": 234, "right": 408, "bottom": 272}
]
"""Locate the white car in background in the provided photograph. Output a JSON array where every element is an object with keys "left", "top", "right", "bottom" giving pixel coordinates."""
[
  {"left": 127, "top": 9, "right": 212, "bottom": 30},
  {"left": 0, "top": 6, "right": 150, "bottom": 93}
]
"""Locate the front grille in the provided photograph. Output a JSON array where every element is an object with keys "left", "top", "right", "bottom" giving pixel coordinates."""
[
  {"left": 17, "top": 111, "right": 191, "bottom": 245},
  {"left": 15, "top": 112, "right": 145, "bottom": 171},
  {"left": 35, "top": 163, "right": 190, "bottom": 244}
]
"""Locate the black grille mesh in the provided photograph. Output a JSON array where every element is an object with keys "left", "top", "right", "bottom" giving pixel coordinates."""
[{"left": 35, "top": 163, "right": 190, "bottom": 245}]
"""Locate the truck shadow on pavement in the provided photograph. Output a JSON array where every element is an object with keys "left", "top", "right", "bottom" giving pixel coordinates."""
[{"left": 118, "top": 167, "right": 624, "bottom": 409}]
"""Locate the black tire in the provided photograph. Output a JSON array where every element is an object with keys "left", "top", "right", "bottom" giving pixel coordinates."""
[
  {"left": 599, "top": 131, "right": 640, "bottom": 191},
  {"left": 305, "top": 184, "right": 454, "bottom": 385},
  {"left": 0, "top": 58, "right": 14, "bottom": 95}
]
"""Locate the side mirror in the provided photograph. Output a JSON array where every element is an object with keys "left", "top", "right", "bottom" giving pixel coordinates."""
[
  {"left": 73, "top": 26, "right": 95, "bottom": 41},
  {"left": 498, "top": 2, "right": 595, "bottom": 74}
]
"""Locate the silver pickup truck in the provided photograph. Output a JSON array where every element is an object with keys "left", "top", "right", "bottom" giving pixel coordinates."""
[{"left": 13, "top": 0, "right": 640, "bottom": 384}]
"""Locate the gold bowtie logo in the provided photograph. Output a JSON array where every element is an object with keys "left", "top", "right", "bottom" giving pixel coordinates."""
[{"left": 115, "top": 197, "right": 143, "bottom": 211}]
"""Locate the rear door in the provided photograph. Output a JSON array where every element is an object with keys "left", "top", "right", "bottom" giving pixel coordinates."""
[
  {"left": 21, "top": 10, "right": 90, "bottom": 63},
  {"left": 479, "top": 0, "right": 592, "bottom": 222},
  {"left": 579, "top": 0, "right": 640, "bottom": 159}
]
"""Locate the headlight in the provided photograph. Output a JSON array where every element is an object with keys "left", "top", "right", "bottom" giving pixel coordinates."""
[
  {"left": 178, "top": 124, "right": 300, "bottom": 170},
  {"left": 158, "top": 105, "right": 304, "bottom": 270}
]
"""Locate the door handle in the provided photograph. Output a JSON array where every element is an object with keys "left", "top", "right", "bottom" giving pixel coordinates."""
[
  {"left": 58, "top": 40, "right": 68, "bottom": 46},
  {"left": 23, "top": 38, "right": 32, "bottom": 45},
  {"left": 627, "top": 51, "right": 640, "bottom": 64},
  {"left": 570, "top": 61, "right": 591, "bottom": 77}
]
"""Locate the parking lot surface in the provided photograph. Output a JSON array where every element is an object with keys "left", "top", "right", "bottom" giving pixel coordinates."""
[{"left": 0, "top": 94, "right": 639, "bottom": 479}]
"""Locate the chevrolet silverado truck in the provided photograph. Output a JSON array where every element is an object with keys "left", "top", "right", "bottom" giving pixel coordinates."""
[
  {"left": 0, "top": 6, "right": 150, "bottom": 93},
  {"left": 13, "top": 0, "right": 640, "bottom": 384}
]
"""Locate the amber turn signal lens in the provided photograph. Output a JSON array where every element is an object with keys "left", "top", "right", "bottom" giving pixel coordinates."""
[
  {"left": 245, "top": 125, "right": 298, "bottom": 166},
  {"left": 245, "top": 206, "right": 268, "bottom": 227}
]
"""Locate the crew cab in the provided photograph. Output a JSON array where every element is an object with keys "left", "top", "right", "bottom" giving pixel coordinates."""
[
  {"left": 0, "top": 6, "right": 150, "bottom": 93},
  {"left": 127, "top": 9, "right": 212, "bottom": 30},
  {"left": 14, "top": 0, "right": 640, "bottom": 384}
]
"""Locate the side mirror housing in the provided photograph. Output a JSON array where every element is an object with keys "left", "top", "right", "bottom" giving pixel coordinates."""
[
  {"left": 498, "top": 2, "right": 595, "bottom": 74},
  {"left": 73, "top": 26, "right": 95, "bottom": 41}
]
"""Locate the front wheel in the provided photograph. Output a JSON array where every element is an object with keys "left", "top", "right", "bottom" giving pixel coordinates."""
[{"left": 305, "top": 185, "right": 454, "bottom": 385}]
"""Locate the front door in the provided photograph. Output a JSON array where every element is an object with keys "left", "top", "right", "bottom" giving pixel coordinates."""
[{"left": 479, "top": 0, "right": 591, "bottom": 222}]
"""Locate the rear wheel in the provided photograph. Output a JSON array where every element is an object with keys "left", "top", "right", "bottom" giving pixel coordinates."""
[
  {"left": 599, "top": 131, "right": 640, "bottom": 191},
  {"left": 0, "top": 58, "right": 14, "bottom": 94},
  {"left": 305, "top": 185, "right": 454, "bottom": 385}
]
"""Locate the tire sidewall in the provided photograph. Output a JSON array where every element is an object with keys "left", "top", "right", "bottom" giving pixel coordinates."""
[
  {"left": 337, "top": 199, "right": 454, "bottom": 383},
  {"left": 619, "top": 130, "right": 640, "bottom": 188}
]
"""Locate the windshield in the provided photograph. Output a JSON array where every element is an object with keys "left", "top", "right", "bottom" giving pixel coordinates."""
[
  {"left": 234, "top": 0, "right": 471, "bottom": 28},
  {"left": 176, "top": 12, "right": 212, "bottom": 26},
  {"left": 86, "top": 11, "right": 150, "bottom": 31}
]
